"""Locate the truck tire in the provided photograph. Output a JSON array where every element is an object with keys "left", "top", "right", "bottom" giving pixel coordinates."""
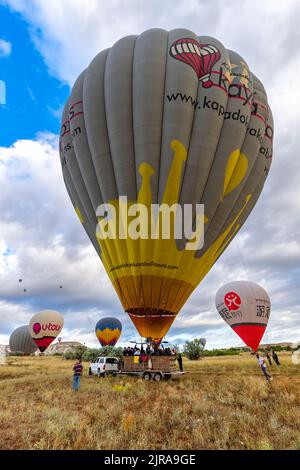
[
  {"left": 153, "top": 372, "right": 162, "bottom": 382},
  {"left": 143, "top": 372, "right": 152, "bottom": 381},
  {"left": 89, "top": 367, "right": 92, "bottom": 376},
  {"left": 97, "top": 369, "right": 101, "bottom": 378}
]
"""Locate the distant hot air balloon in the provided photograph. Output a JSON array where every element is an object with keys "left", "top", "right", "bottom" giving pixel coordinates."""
[
  {"left": 9, "top": 325, "right": 37, "bottom": 355},
  {"left": 215, "top": 281, "right": 271, "bottom": 351},
  {"left": 60, "top": 28, "right": 273, "bottom": 343},
  {"left": 95, "top": 318, "right": 122, "bottom": 347},
  {"left": 19, "top": 279, "right": 22, "bottom": 283},
  {"left": 29, "top": 310, "right": 64, "bottom": 352},
  {"left": 200, "top": 338, "right": 206, "bottom": 348}
]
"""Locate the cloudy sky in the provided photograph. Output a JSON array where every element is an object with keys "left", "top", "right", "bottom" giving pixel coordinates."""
[{"left": 0, "top": 0, "right": 299, "bottom": 349}]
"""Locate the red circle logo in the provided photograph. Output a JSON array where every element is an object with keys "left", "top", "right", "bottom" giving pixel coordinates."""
[
  {"left": 33, "top": 322, "right": 41, "bottom": 334},
  {"left": 224, "top": 291, "right": 241, "bottom": 311}
]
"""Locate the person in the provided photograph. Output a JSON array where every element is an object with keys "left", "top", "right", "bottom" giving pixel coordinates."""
[
  {"left": 256, "top": 353, "right": 272, "bottom": 382},
  {"left": 72, "top": 359, "right": 83, "bottom": 391},
  {"left": 265, "top": 352, "right": 272, "bottom": 366},
  {"left": 271, "top": 349, "right": 280, "bottom": 366},
  {"left": 177, "top": 353, "right": 183, "bottom": 372}
]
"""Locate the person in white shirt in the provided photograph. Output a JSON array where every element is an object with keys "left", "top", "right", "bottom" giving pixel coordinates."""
[{"left": 256, "top": 353, "right": 273, "bottom": 382}]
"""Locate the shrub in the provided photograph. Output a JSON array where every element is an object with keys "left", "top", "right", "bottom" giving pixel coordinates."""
[{"left": 183, "top": 339, "right": 204, "bottom": 360}]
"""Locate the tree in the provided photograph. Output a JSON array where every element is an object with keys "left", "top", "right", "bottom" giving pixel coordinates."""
[
  {"left": 98, "top": 346, "right": 123, "bottom": 358},
  {"left": 183, "top": 338, "right": 204, "bottom": 360},
  {"left": 81, "top": 348, "right": 100, "bottom": 363}
]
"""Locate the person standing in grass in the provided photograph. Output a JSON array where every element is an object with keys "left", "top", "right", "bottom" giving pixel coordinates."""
[
  {"left": 177, "top": 353, "right": 183, "bottom": 372},
  {"left": 265, "top": 352, "right": 272, "bottom": 366},
  {"left": 256, "top": 353, "right": 272, "bottom": 382},
  {"left": 72, "top": 359, "right": 83, "bottom": 391},
  {"left": 271, "top": 348, "right": 281, "bottom": 366}
]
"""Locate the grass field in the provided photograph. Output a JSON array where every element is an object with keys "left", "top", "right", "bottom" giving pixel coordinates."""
[{"left": 0, "top": 353, "right": 299, "bottom": 450}]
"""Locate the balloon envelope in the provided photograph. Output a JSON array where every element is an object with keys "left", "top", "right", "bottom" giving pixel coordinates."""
[
  {"left": 95, "top": 317, "right": 122, "bottom": 347},
  {"left": 60, "top": 28, "right": 273, "bottom": 342},
  {"left": 215, "top": 281, "right": 271, "bottom": 351},
  {"left": 200, "top": 338, "right": 206, "bottom": 348},
  {"left": 9, "top": 325, "right": 37, "bottom": 355},
  {"left": 29, "top": 310, "right": 64, "bottom": 352}
]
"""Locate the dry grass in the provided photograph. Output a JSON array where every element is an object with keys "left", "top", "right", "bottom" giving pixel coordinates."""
[{"left": 0, "top": 353, "right": 299, "bottom": 450}]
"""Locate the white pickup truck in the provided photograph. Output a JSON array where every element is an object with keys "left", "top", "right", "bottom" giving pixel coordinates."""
[{"left": 89, "top": 356, "right": 120, "bottom": 377}]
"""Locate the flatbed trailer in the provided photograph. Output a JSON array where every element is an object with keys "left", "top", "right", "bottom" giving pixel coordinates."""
[{"left": 119, "top": 355, "right": 186, "bottom": 381}]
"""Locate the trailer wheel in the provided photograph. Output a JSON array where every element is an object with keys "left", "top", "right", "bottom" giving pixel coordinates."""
[
  {"left": 143, "top": 372, "right": 152, "bottom": 381},
  {"left": 153, "top": 372, "right": 162, "bottom": 382}
]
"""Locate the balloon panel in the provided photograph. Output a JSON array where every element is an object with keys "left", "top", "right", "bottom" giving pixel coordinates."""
[
  {"left": 29, "top": 310, "right": 64, "bottom": 352},
  {"left": 95, "top": 317, "right": 122, "bottom": 346},
  {"left": 215, "top": 281, "right": 271, "bottom": 351},
  {"left": 60, "top": 29, "right": 274, "bottom": 340},
  {"left": 9, "top": 325, "right": 37, "bottom": 355}
]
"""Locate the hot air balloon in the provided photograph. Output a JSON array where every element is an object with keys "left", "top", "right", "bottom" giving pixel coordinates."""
[
  {"left": 200, "top": 338, "right": 206, "bottom": 348},
  {"left": 95, "top": 317, "right": 122, "bottom": 347},
  {"left": 215, "top": 281, "right": 271, "bottom": 351},
  {"left": 9, "top": 325, "right": 37, "bottom": 355},
  {"left": 59, "top": 28, "right": 273, "bottom": 343},
  {"left": 29, "top": 310, "right": 64, "bottom": 352}
]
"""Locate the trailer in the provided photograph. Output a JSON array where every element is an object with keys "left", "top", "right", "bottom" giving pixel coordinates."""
[{"left": 119, "top": 355, "right": 185, "bottom": 381}]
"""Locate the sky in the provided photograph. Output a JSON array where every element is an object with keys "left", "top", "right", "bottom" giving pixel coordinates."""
[{"left": 0, "top": 0, "right": 299, "bottom": 350}]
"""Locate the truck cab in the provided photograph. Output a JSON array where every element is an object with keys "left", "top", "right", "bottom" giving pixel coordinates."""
[{"left": 89, "top": 356, "right": 120, "bottom": 377}]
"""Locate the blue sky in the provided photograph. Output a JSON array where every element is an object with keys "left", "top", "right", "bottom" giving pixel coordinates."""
[
  {"left": 0, "top": 0, "right": 299, "bottom": 350},
  {"left": 0, "top": 6, "right": 69, "bottom": 146}
]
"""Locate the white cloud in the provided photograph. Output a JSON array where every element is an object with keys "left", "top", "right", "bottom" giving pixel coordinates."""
[
  {"left": 0, "top": 38, "right": 12, "bottom": 57},
  {"left": 2, "top": 0, "right": 299, "bottom": 86}
]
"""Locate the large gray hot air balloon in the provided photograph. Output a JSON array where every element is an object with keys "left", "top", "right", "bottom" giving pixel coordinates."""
[
  {"left": 9, "top": 325, "right": 37, "bottom": 355},
  {"left": 60, "top": 28, "right": 273, "bottom": 343}
]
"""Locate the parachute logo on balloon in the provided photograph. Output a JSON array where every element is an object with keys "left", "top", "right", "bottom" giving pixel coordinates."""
[
  {"left": 169, "top": 38, "right": 221, "bottom": 88},
  {"left": 224, "top": 292, "right": 241, "bottom": 311}
]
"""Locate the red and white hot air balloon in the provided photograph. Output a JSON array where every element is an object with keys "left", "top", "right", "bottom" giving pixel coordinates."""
[
  {"left": 29, "top": 310, "right": 64, "bottom": 353},
  {"left": 215, "top": 281, "right": 271, "bottom": 351},
  {"left": 169, "top": 38, "right": 221, "bottom": 88}
]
